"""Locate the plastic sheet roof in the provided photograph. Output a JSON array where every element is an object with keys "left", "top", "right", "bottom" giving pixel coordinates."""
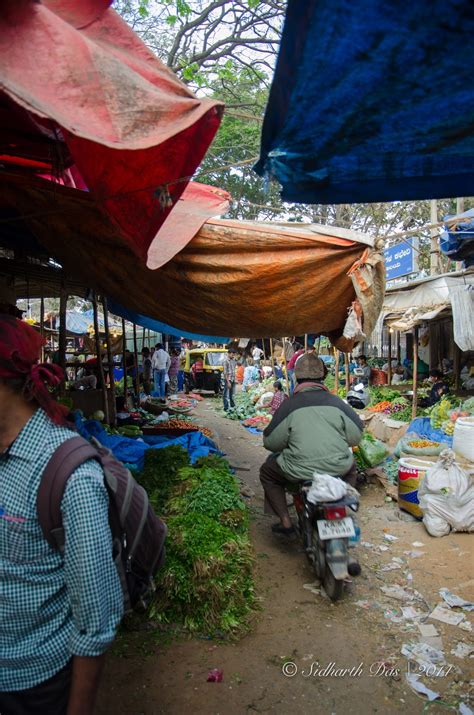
[
  {"left": 255, "top": 0, "right": 474, "bottom": 204},
  {"left": 440, "top": 210, "right": 474, "bottom": 268},
  {"left": 0, "top": 0, "right": 223, "bottom": 264}
]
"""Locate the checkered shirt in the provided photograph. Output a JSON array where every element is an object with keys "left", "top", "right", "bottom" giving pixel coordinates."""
[{"left": 0, "top": 409, "right": 123, "bottom": 691}]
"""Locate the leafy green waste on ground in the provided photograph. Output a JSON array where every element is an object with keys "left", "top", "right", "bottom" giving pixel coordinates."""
[{"left": 139, "top": 449, "right": 256, "bottom": 636}]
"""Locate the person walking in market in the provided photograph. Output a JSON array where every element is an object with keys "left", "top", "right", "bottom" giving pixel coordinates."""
[
  {"left": 259, "top": 353, "right": 363, "bottom": 535},
  {"left": 223, "top": 349, "right": 237, "bottom": 411},
  {"left": 0, "top": 315, "right": 123, "bottom": 715},
  {"left": 168, "top": 348, "right": 180, "bottom": 395},
  {"left": 151, "top": 342, "right": 170, "bottom": 399}
]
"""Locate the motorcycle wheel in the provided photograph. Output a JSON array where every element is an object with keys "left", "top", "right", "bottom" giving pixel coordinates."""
[{"left": 323, "top": 568, "right": 344, "bottom": 602}]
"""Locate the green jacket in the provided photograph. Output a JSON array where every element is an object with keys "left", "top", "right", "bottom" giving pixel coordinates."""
[{"left": 263, "top": 383, "right": 364, "bottom": 481}]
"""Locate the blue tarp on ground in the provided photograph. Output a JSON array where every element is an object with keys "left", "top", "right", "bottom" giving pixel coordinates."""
[
  {"left": 255, "top": 0, "right": 474, "bottom": 204},
  {"left": 440, "top": 210, "right": 474, "bottom": 268},
  {"left": 108, "top": 299, "right": 229, "bottom": 345},
  {"left": 75, "top": 417, "right": 219, "bottom": 471},
  {"left": 405, "top": 418, "right": 453, "bottom": 448}
]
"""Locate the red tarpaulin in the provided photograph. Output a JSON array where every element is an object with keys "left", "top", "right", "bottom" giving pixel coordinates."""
[{"left": 0, "top": 0, "right": 224, "bottom": 263}]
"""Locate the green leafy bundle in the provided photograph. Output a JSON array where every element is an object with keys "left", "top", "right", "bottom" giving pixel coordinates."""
[
  {"left": 151, "top": 514, "right": 255, "bottom": 634},
  {"left": 141, "top": 446, "right": 190, "bottom": 513},
  {"left": 141, "top": 449, "right": 256, "bottom": 635}
]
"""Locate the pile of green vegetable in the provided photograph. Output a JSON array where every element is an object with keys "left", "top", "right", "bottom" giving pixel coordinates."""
[{"left": 140, "top": 449, "right": 256, "bottom": 635}]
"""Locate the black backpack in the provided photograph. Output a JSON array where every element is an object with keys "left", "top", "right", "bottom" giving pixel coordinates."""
[{"left": 37, "top": 435, "right": 167, "bottom": 612}]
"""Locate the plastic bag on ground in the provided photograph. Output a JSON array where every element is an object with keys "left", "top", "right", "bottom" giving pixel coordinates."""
[
  {"left": 418, "top": 450, "right": 474, "bottom": 537},
  {"left": 307, "top": 473, "right": 347, "bottom": 504}
]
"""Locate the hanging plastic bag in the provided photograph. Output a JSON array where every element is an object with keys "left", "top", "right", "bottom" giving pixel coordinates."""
[{"left": 418, "top": 449, "right": 474, "bottom": 537}]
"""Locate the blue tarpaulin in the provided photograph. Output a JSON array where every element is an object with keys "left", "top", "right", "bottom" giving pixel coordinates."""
[
  {"left": 255, "top": 0, "right": 474, "bottom": 204},
  {"left": 75, "top": 417, "right": 219, "bottom": 472},
  {"left": 440, "top": 210, "right": 474, "bottom": 268},
  {"left": 108, "top": 299, "right": 229, "bottom": 345}
]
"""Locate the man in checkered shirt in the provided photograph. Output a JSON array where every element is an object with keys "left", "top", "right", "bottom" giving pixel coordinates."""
[{"left": 0, "top": 316, "right": 123, "bottom": 714}]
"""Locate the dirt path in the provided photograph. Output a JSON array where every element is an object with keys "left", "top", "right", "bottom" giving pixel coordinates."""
[{"left": 97, "top": 399, "right": 473, "bottom": 715}]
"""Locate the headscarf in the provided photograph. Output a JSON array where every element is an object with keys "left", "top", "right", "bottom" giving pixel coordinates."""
[{"left": 0, "top": 314, "right": 67, "bottom": 425}]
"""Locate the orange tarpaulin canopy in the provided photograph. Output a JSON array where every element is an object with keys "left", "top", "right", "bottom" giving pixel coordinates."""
[
  {"left": 0, "top": 0, "right": 223, "bottom": 263},
  {"left": 0, "top": 173, "right": 384, "bottom": 344}
]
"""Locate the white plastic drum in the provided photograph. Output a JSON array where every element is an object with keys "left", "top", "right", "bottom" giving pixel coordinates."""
[{"left": 453, "top": 416, "right": 474, "bottom": 463}]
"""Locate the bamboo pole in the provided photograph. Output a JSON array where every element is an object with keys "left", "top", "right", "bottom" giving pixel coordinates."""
[
  {"left": 58, "top": 285, "right": 67, "bottom": 395},
  {"left": 269, "top": 337, "right": 275, "bottom": 377},
  {"left": 304, "top": 334, "right": 308, "bottom": 351},
  {"left": 281, "top": 338, "right": 290, "bottom": 396},
  {"left": 122, "top": 318, "right": 128, "bottom": 409},
  {"left": 102, "top": 297, "right": 116, "bottom": 426},
  {"left": 142, "top": 327, "right": 146, "bottom": 354},
  {"left": 344, "top": 352, "right": 350, "bottom": 393},
  {"left": 93, "top": 293, "right": 109, "bottom": 424},
  {"left": 412, "top": 327, "right": 419, "bottom": 420},
  {"left": 453, "top": 342, "right": 461, "bottom": 393},
  {"left": 387, "top": 329, "right": 393, "bottom": 385},
  {"left": 40, "top": 295, "right": 45, "bottom": 362},
  {"left": 133, "top": 323, "right": 140, "bottom": 399},
  {"left": 261, "top": 338, "right": 266, "bottom": 360},
  {"left": 334, "top": 350, "right": 340, "bottom": 394},
  {"left": 396, "top": 331, "right": 401, "bottom": 364}
]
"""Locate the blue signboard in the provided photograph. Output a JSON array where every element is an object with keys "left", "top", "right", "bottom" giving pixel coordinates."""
[{"left": 384, "top": 240, "right": 415, "bottom": 280}]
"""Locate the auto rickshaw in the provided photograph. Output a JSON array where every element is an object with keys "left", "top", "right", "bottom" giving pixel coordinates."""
[{"left": 182, "top": 348, "right": 228, "bottom": 394}]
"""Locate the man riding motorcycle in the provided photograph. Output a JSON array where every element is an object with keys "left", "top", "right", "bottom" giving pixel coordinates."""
[{"left": 260, "top": 353, "right": 364, "bottom": 535}]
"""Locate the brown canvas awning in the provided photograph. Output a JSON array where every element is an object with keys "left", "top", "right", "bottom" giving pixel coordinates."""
[{"left": 0, "top": 172, "right": 385, "bottom": 342}]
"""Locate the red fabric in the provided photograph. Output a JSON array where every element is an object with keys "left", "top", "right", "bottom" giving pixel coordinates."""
[
  {"left": 0, "top": 0, "right": 223, "bottom": 262},
  {"left": 0, "top": 316, "right": 67, "bottom": 424},
  {"left": 147, "top": 182, "right": 230, "bottom": 270},
  {"left": 269, "top": 390, "right": 287, "bottom": 414},
  {"left": 287, "top": 349, "right": 305, "bottom": 371}
]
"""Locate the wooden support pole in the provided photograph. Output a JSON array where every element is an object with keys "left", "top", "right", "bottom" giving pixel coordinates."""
[
  {"left": 142, "top": 327, "right": 146, "bottom": 354},
  {"left": 412, "top": 326, "right": 419, "bottom": 420},
  {"left": 58, "top": 284, "right": 67, "bottom": 394},
  {"left": 133, "top": 323, "right": 140, "bottom": 399},
  {"left": 281, "top": 338, "right": 290, "bottom": 396},
  {"left": 102, "top": 297, "right": 116, "bottom": 426},
  {"left": 344, "top": 352, "right": 350, "bottom": 393},
  {"left": 334, "top": 349, "right": 340, "bottom": 394},
  {"left": 261, "top": 338, "right": 266, "bottom": 360},
  {"left": 453, "top": 342, "right": 461, "bottom": 393},
  {"left": 122, "top": 318, "right": 128, "bottom": 409},
  {"left": 396, "top": 330, "right": 401, "bottom": 364},
  {"left": 269, "top": 338, "right": 275, "bottom": 377},
  {"left": 387, "top": 329, "right": 393, "bottom": 385},
  {"left": 40, "top": 295, "right": 45, "bottom": 362},
  {"left": 93, "top": 293, "right": 109, "bottom": 425},
  {"left": 304, "top": 334, "right": 308, "bottom": 351}
]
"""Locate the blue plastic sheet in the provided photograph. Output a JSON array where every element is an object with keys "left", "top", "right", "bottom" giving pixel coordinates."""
[
  {"left": 440, "top": 209, "right": 474, "bottom": 268},
  {"left": 73, "top": 415, "right": 219, "bottom": 471},
  {"left": 256, "top": 0, "right": 474, "bottom": 204},
  {"left": 405, "top": 418, "right": 453, "bottom": 447},
  {"left": 108, "top": 299, "right": 229, "bottom": 344}
]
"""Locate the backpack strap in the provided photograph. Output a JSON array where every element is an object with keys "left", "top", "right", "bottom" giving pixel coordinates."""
[{"left": 37, "top": 436, "right": 99, "bottom": 552}]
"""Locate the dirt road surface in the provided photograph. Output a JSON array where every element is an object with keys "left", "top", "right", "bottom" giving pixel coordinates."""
[{"left": 97, "top": 399, "right": 473, "bottom": 715}]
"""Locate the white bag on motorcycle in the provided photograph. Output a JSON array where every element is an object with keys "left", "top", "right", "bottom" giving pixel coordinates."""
[
  {"left": 307, "top": 474, "right": 347, "bottom": 504},
  {"left": 418, "top": 449, "right": 474, "bottom": 537}
]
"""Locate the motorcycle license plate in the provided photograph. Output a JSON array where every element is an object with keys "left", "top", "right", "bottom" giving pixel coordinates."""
[{"left": 317, "top": 517, "right": 355, "bottom": 541}]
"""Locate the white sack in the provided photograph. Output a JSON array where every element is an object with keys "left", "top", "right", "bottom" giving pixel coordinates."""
[{"left": 418, "top": 450, "right": 474, "bottom": 537}]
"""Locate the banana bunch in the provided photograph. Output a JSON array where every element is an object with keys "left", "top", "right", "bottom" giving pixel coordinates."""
[{"left": 441, "top": 420, "right": 455, "bottom": 436}]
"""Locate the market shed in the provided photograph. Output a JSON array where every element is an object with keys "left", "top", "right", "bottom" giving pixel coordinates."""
[
  {"left": 255, "top": 0, "right": 474, "bottom": 203},
  {"left": 0, "top": 170, "right": 385, "bottom": 345},
  {"left": 383, "top": 270, "right": 474, "bottom": 353}
]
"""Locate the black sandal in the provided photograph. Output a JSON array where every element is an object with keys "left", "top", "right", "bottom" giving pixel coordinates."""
[{"left": 271, "top": 523, "right": 295, "bottom": 535}]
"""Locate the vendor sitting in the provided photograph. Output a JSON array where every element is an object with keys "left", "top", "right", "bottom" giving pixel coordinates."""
[
  {"left": 268, "top": 381, "right": 287, "bottom": 415},
  {"left": 419, "top": 369, "right": 450, "bottom": 407}
]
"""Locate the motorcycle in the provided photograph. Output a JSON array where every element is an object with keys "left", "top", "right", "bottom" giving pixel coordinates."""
[{"left": 292, "top": 480, "right": 361, "bottom": 601}]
